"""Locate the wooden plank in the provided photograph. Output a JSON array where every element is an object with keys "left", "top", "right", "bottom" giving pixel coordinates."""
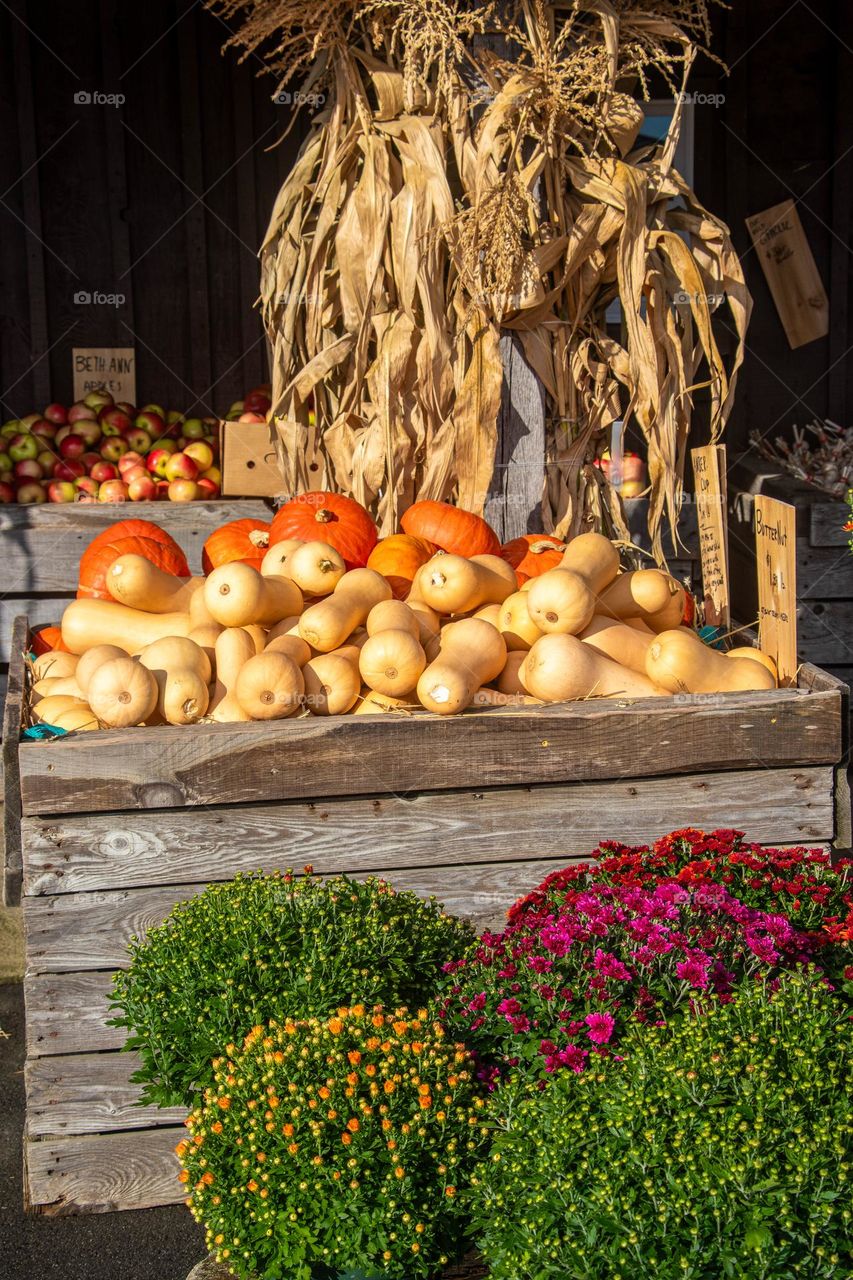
[
  {"left": 178, "top": 0, "right": 212, "bottom": 401},
  {"left": 797, "top": 544, "right": 853, "bottom": 599},
  {"left": 25, "top": 971, "right": 123, "bottom": 1057},
  {"left": 0, "top": 501, "right": 272, "bottom": 590},
  {"left": 25, "top": 1125, "right": 184, "bottom": 1214},
  {"left": 26, "top": 1051, "right": 183, "bottom": 1136},
  {"left": 485, "top": 334, "right": 546, "bottom": 542},
  {"left": 20, "top": 766, "right": 837, "bottom": 897},
  {"left": 798, "top": 600, "right": 853, "bottom": 664},
  {"left": 625, "top": 497, "right": 700, "bottom": 558},
  {"left": 3, "top": 615, "right": 27, "bottom": 905},
  {"left": 0, "top": 599, "right": 70, "bottom": 664},
  {"left": 810, "top": 503, "right": 849, "bottom": 547},
  {"left": 745, "top": 200, "right": 830, "bottom": 349}
]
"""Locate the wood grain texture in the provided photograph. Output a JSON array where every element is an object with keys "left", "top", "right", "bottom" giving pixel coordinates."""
[
  {"left": 25, "top": 1125, "right": 185, "bottom": 1214},
  {"left": 25, "top": 971, "right": 123, "bottom": 1057},
  {"left": 25, "top": 1051, "right": 184, "bottom": 1136},
  {"left": 3, "top": 616, "right": 27, "bottom": 905},
  {"left": 798, "top": 600, "right": 853, "bottom": 664},
  {"left": 17, "top": 687, "right": 842, "bottom": 817},
  {"left": 0, "top": 599, "right": 70, "bottom": 664},
  {"left": 21, "top": 767, "right": 836, "bottom": 897},
  {"left": 810, "top": 502, "right": 848, "bottom": 547},
  {"left": 485, "top": 334, "right": 546, "bottom": 541}
]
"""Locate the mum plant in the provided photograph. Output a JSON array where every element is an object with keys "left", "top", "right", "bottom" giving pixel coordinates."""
[
  {"left": 111, "top": 869, "right": 473, "bottom": 1107},
  {"left": 179, "top": 1005, "right": 488, "bottom": 1279},
  {"left": 468, "top": 974, "right": 853, "bottom": 1280}
]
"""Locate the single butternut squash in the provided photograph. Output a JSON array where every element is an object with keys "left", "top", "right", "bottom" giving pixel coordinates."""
[
  {"left": 298, "top": 569, "right": 391, "bottom": 652},
  {"left": 303, "top": 653, "right": 360, "bottom": 716},
  {"left": 139, "top": 636, "right": 211, "bottom": 724},
  {"left": 523, "top": 633, "right": 662, "bottom": 702},
  {"left": 189, "top": 586, "right": 218, "bottom": 628},
  {"left": 204, "top": 562, "right": 303, "bottom": 628},
  {"left": 498, "top": 591, "right": 543, "bottom": 651},
  {"left": 646, "top": 629, "right": 777, "bottom": 694},
  {"left": 87, "top": 657, "right": 159, "bottom": 728},
  {"left": 264, "top": 632, "right": 313, "bottom": 667},
  {"left": 559, "top": 532, "right": 620, "bottom": 595},
  {"left": 416, "top": 618, "right": 507, "bottom": 715},
  {"left": 32, "top": 650, "right": 78, "bottom": 682},
  {"left": 526, "top": 569, "right": 596, "bottom": 636},
  {"left": 418, "top": 554, "right": 516, "bottom": 616},
  {"left": 494, "top": 650, "right": 527, "bottom": 695},
  {"left": 235, "top": 652, "right": 304, "bottom": 720},
  {"left": 209, "top": 628, "right": 256, "bottom": 723},
  {"left": 358, "top": 629, "right": 426, "bottom": 697},
  {"left": 580, "top": 614, "right": 653, "bottom": 675},
  {"left": 61, "top": 600, "right": 191, "bottom": 655},
  {"left": 599, "top": 570, "right": 686, "bottom": 631},
  {"left": 366, "top": 599, "right": 420, "bottom": 637},
  {"left": 472, "top": 602, "right": 502, "bottom": 627},
  {"left": 284, "top": 541, "right": 346, "bottom": 596},
  {"left": 105, "top": 555, "right": 202, "bottom": 613},
  {"left": 75, "top": 644, "right": 129, "bottom": 694},
  {"left": 260, "top": 539, "right": 304, "bottom": 579}
]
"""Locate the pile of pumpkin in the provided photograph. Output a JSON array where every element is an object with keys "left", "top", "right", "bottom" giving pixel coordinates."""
[{"left": 28, "top": 493, "right": 778, "bottom": 733}]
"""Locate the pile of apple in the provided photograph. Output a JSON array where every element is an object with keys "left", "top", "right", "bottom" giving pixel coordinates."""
[{"left": 0, "top": 383, "right": 272, "bottom": 504}]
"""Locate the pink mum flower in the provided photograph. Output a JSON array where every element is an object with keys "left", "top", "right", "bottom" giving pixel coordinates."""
[{"left": 584, "top": 1011, "right": 615, "bottom": 1045}]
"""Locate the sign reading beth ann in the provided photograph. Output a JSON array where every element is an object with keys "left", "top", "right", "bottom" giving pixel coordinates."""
[{"left": 73, "top": 348, "right": 136, "bottom": 404}]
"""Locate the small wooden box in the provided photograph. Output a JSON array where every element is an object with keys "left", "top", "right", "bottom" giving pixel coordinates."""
[{"left": 4, "top": 616, "right": 847, "bottom": 1214}]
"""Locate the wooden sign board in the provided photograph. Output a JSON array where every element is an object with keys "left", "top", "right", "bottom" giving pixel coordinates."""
[
  {"left": 691, "top": 443, "right": 730, "bottom": 628},
  {"left": 745, "top": 200, "right": 829, "bottom": 349},
  {"left": 72, "top": 348, "right": 136, "bottom": 404},
  {"left": 754, "top": 495, "right": 798, "bottom": 686}
]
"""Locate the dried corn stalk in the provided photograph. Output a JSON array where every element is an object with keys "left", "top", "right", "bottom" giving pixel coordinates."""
[{"left": 208, "top": 0, "right": 749, "bottom": 556}]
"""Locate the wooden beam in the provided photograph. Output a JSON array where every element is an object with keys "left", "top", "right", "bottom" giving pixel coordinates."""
[
  {"left": 25, "top": 1125, "right": 184, "bottom": 1214},
  {"left": 25, "top": 970, "right": 123, "bottom": 1057},
  {"left": 486, "top": 334, "right": 546, "bottom": 541},
  {"left": 26, "top": 1051, "right": 184, "bottom": 1136}
]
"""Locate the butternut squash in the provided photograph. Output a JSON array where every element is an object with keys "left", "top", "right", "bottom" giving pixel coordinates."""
[
  {"left": 284, "top": 541, "right": 346, "bottom": 596},
  {"left": 726, "top": 647, "right": 779, "bottom": 681},
  {"left": 526, "top": 569, "right": 596, "bottom": 636},
  {"left": 243, "top": 624, "right": 268, "bottom": 655},
  {"left": 416, "top": 618, "right": 507, "bottom": 715},
  {"left": 188, "top": 625, "right": 223, "bottom": 674},
  {"left": 498, "top": 591, "right": 543, "bottom": 651},
  {"left": 32, "top": 694, "right": 91, "bottom": 725},
  {"left": 559, "top": 532, "right": 620, "bottom": 595},
  {"left": 50, "top": 703, "right": 100, "bottom": 732},
  {"left": 494, "top": 650, "right": 527, "bottom": 695},
  {"left": 599, "top": 570, "right": 686, "bottom": 631},
  {"left": 366, "top": 599, "right": 420, "bottom": 637},
  {"left": 31, "top": 675, "right": 85, "bottom": 704},
  {"left": 139, "top": 637, "right": 211, "bottom": 724},
  {"left": 75, "top": 644, "right": 129, "bottom": 695},
  {"left": 105, "top": 555, "right": 202, "bottom": 613},
  {"left": 472, "top": 603, "right": 502, "bottom": 627},
  {"left": 32, "top": 650, "right": 78, "bottom": 681},
  {"left": 298, "top": 569, "right": 392, "bottom": 652},
  {"left": 407, "top": 600, "right": 442, "bottom": 652},
  {"left": 204, "top": 563, "right": 303, "bottom": 628},
  {"left": 189, "top": 586, "right": 218, "bottom": 628},
  {"left": 264, "top": 632, "right": 313, "bottom": 667},
  {"left": 209, "top": 628, "right": 256, "bottom": 723},
  {"left": 235, "top": 652, "right": 304, "bottom": 720},
  {"left": 266, "top": 616, "right": 302, "bottom": 642},
  {"left": 260, "top": 539, "right": 303, "bottom": 579},
  {"left": 353, "top": 689, "right": 413, "bottom": 715},
  {"left": 87, "top": 657, "right": 159, "bottom": 728},
  {"left": 646, "top": 630, "right": 777, "bottom": 694},
  {"left": 522, "top": 633, "right": 662, "bottom": 702},
  {"left": 580, "top": 614, "right": 653, "bottom": 675},
  {"left": 61, "top": 600, "right": 191, "bottom": 655},
  {"left": 330, "top": 644, "right": 363, "bottom": 669},
  {"left": 418, "top": 554, "right": 516, "bottom": 616},
  {"left": 303, "top": 653, "right": 360, "bottom": 716},
  {"left": 358, "top": 629, "right": 426, "bottom": 697}
]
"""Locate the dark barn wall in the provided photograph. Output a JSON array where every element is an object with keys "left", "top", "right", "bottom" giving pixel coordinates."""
[{"left": 0, "top": 0, "right": 308, "bottom": 418}]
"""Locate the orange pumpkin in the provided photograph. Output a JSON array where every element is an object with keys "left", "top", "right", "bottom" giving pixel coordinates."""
[
  {"left": 31, "top": 625, "right": 71, "bottom": 655},
  {"left": 202, "top": 518, "right": 272, "bottom": 574},
  {"left": 270, "top": 492, "right": 377, "bottom": 569},
  {"left": 500, "top": 533, "right": 567, "bottom": 584},
  {"left": 401, "top": 500, "right": 500, "bottom": 557},
  {"left": 367, "top": 534, "right": 436, "bottom": 599},
  {"left": 78, "top": 530, "right": 189, "bottom": 601}
]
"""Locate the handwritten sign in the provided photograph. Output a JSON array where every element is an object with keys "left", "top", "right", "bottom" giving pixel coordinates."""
[
  {"left": 745, "top": 200, "right": 829, "bottom": 349},
  {"left": 73, "top": 348, "right": 136, "bottom": 404},
  {"left": 754, "top": 495, "right": 798, "bottom": 686},
  {"left": 692, "top": 444, "right": 729, "bottom": 629}
]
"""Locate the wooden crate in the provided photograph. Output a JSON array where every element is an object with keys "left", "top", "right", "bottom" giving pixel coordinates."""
[
  {"left": 728, "top": 454, "right": 852, "bottom": 683},
  {"left": 4, "top": 615, "right": 848, "bottom": 1214}
]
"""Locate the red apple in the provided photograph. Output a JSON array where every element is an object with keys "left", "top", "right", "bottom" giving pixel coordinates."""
[
  {"left": 184, "top": 440, "right": 214, "bottom": 471},
  {"left": 74, "top": 476, "right": 100, "bottom": 498},
  {"left": 243, "top": 392, "right": 271, "bottom": 414},
  {"left": 59, "top": 433, "right": 86, "bottom": 460},
  {"left": 81, "top": 451, "right": 102, "bottom": 471},
  {"left": 54, "top": 459, "right": 86, "bottom": 482},
  {"left": 140, "top": 402, "right": 165, "bottom": 418},
  {"left": 200, "top": 465, "right": 222, "bottom": 486},
  {"left": 0, "top": 481, "right": 15, "bottom": 503},
  {"left": 238, "top": 411, "right": 267, "bottom": 423},
  {"left": 100, "top": 437, "right": 129, "bottom": 462},
  {"left": 0, "top": 471, "right": 13, "bottom": 486},
  {"left": 9, "top": 433, "right": 39, "bottom": 462},
  {"left": 127, "top": 473, "right": 158, "bottom": 502},
  {"left": 182, "top": 417, "right": 207, "bottom": 440},
  {"left": 31, "top": 419, "right": 58, "bottom": 442},
  {"left": 165, "top": 452, "right": 199, "bottom": 482},
  {"left": 37, "top": 450, "right": 57, "bottom": 476},
  {"left": 74, "top": 418, "right": 103, "bottom": 447},
  {"left": 155, "top": 479, "right": 170, "bottom": 500},
  {"left": 99, "top": 407, "right": 132, "bottom": 434},
  {"left": 167, "top": 478, "right": 200, "bottom": 502},
  {"left": 19, "top": 413, "right": 41, "bottom": 430},
  {"left": 134, "top": 410, "right": 165, "bottom": 440},
  {"left": 14, "top": 458, "right": 43, "bottom": 482},
  {"left": 146, "top": 448, "right": 172, "bottom": 477},
  {"left": 117, "top": 451, "right": 144, "bottom": 475},
  {"left": 125, "top": 427, "right": 152, "bottom": 454},
  {"left": 122, "top": 464, "right": 149, "bottom": 484},
  {"left": 115, "top": 401, "right": 137, "bottom": 417},
  {"left": 43, "top": 403, "right": 68, "bottom": 425},
  {"left": 47, "top": 480, "right": 77, "bottom": 504},
  {"left": 196, "top": 476, "right": 220, "bottom": 499},
  {"left": 98, "top": 479, "right": 129, "bottom": 503},
  {"left": 67, "top": 401, "right": 93, "bottom": 424},
  {"left": 16, "top": 481, "right": 46, "bottom": 503},
  {"left": 90, "top": 461, "right": 119, "bottom": 483},
  {"left": 84, "top": 389, "right": 113, "bottom": 412}
]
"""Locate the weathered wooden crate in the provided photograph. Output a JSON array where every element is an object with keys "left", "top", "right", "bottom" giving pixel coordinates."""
[
  {"left": 728, "top": 454, "right": 852, "bottom": 683},
  {"left": 4, "top": 613, "right": 848, "bottom": 1214}
]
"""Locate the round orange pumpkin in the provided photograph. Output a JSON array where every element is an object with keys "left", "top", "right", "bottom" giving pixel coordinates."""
[
  {"left": 201, "top": 518, "right": 272, "bottom": 574},
  {"left": 77, "top": 536, "right": 190, "bottom": 601},
  {"left": 366, "top": 534, "right": 436, "bottom": 599},
  {"left": 31, "top": 625, "right": 71, "bottom": 655},
  {"left": 500, "top": 533, "right": 566, "bottom": 584},
  {"left": 401, "top": 500, "right": 500, "bottom": 557},
  {"left": 270, "top": 492, "right": 377, "bottom": 569}
]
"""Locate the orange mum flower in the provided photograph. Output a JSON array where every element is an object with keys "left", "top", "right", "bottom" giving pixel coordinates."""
[
  {"left": 178, "top": 1169, "right": 190, "bottom": 1184},
  {"left": 347, "top": 1072, "right": 358, "bottom": 1085},
  {"left": 372, "top": 1014, "right": 385, "bottom": 1028},
  {"left": 365, "top": 1064, "right": 376, "bottom": 1077},
  {"left": 419, "top": 1096, "right": 432, "bottom": 1110},
  {"left": 394, "top": 1166, "right": 405, "bottom": 1178},
  {"left": 175, "top": 1141, "right": 188, "bottom": 1158},
  {"left": 347, "top": 1118, "right": 360, "bottom": 1133},
  {"left": 247, "top": 1180, "right": 259, "bottom": 1192},
  {"left": 366, "top": 1037, "right": 381, "bottom": 1050},
  {"left": 328, "top": 1018, "right": 344, "bottom": 1035},
  {"left": 348, "top": 1050, "right": 362, "bottom": 1066},
  {"left": 393, "top": 1021, "right": 408, "bottom": 1035},
  {"left": 201, "top": 1171, "right": 214, "bottom": 1186},
  {"left": 217, "top": 1097, "right": 231, "bottom": 1110},
  {"left": 287, "top": 1142, "right": 299, "bottom": 1155},
  {"left": 341, "top": 1133, "right": 352, "bottom": 1146},
  {"left": 318, "top": 1086, "right": 331, "bottom": 1099},
  {"left": 411, "top": 1042, "right": 424, "bottom": 1054},
  {"left": 211, "top": 1122, "right": 223, "bottom": 1135},
  {"left": 418, "top": 1084, "right": 431, "bottom": 1096},
  {"left": 445, "top": 1186, "right": 456, "bottom": 1197},
  {"left": 383, "top": 1080, "right": 396, "bottom": 1095},
  {"left": 382, "top": 1118, "right": 392, "bottom": 1131}
]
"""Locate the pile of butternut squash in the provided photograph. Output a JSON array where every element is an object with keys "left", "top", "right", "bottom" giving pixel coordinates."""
[{"left": 29, "top": 530, "right": 778, "bottom": 731}]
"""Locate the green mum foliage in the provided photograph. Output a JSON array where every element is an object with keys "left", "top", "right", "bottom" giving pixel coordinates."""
[
  {"left": 470, "top": 974, "right": 853, "bottom": 1280},
  {"left": 110, "top": 870, "right": 474, "bottom": 1108}
]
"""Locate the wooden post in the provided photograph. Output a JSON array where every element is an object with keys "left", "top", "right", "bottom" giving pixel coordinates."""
[{"left": 485, "top": 334, "right": 546, "bottom": 541}]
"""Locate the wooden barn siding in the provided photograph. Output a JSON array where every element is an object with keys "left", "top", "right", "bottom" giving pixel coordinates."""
[{"left": 0, "top": 0, "right": 308, "bottom": 418}]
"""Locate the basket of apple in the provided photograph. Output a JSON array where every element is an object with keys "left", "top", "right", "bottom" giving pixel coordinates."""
[{"left": 0, "top": 384, "right": 271, "bottom": 504}]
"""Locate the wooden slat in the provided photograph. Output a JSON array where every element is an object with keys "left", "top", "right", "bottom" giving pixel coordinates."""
[
  {"left": 20, "top": 766, "right": 836, "bottom": 897},
  {"left": 798, "top": 600, "right": 853, "bottom": 664},
  {"left": 0, "top": 501, "right": 272, "bottom": 591},
  {"left": 797, "top": 544, "right": 853, "bottom": 599},
  {"left": 25, "top": 1125, "right": 184, "bottom": 1214},
  {"left": 26, "top": 1051, "right": 183, "bottom": 1136},
  {"left": 3, "top": 615, "right": 27, "bottom": 905},
  {"left": 25, "top": 971, "right": 122, "bottom": 1057},
  {"left": 485, "top": 334, "right": 546, "bottom": 541},
  {"left": 810, "top": 503, "right": 849, "bottom": 547},
  {"left": 178, "top": 0, "right": 212, "bottom": 401},
  {"left": 17, "top": 687, "right": 842, "bottom": 817}
]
